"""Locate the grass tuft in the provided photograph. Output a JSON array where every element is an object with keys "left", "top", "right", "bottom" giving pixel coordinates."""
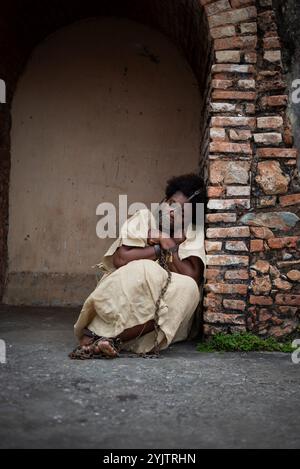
[{"left": 196, "top": 332, "right": 294, "bottom": 353}]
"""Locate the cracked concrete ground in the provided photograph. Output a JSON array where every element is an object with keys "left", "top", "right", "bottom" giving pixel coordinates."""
[{"left": 0, "top": 305, "right": 299, "bottom": 449}]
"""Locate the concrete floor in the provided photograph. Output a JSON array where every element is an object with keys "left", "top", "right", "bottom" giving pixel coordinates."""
[{"left": 0, "top": 305, "right": 299, "bottom": 449}]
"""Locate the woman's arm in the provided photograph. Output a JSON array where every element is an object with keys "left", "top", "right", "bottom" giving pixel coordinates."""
[
  {"left": 168, "top": 253, "right": 204, "bottom": 284},
  {"left": 113, "top": 230, "right": 204, "bottom": 283},
  {"left": 160, "top": 237, "right": 204, "bottom": 284},
  {"left": 112, "top": 245, "right": 157, "bottom": 269}
]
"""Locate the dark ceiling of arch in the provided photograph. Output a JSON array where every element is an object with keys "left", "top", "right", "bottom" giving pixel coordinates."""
[{"left": 1, "top": 0, "right": 212, "bottom": 99}]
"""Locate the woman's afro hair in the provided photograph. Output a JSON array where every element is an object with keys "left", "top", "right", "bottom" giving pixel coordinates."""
[{"left": 165, "top": 173, "right": 206, "bottom": 224}]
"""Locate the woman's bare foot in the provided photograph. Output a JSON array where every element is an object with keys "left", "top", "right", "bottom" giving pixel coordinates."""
[
  {"left": 80, "top": 337, "right": 119, "bottom": 358},
  {"left": 92, "top": 338, "right": 119, "bottom": 357},
  {"left": 79, "top": 335, "right": 94, "bottom": 347}
]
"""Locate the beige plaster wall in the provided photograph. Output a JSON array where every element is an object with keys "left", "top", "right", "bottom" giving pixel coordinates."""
[{"left": 4, "top": 17, "right": 201, "bottom": 305}]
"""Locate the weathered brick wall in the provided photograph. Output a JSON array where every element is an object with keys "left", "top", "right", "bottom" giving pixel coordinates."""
[
  {"left": 0, "top": 0, "right": 299, "bottom": 336},
  {"left": 273, "top": 0, "right": 300, "bottom": 170},
  {"left": 203, "top": 0, "right": 300, "bottom": 337}
]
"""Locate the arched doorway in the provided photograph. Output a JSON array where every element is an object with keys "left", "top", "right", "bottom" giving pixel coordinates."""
[
  {"left": 1, "top": 0, "right": 298, "bottom": 338},
  {"left": 4, "top": 15, "right": 208, "bottom": 305}
]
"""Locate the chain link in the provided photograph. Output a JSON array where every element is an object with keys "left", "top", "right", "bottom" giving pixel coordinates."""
[
  {"left": 69, "top": 252, "right": 172, "bottom": 360},
  {"left": 120, "top": 250, "right": 172, "bottom": 359}
]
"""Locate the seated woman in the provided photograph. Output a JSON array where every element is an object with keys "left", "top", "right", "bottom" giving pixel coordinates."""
[{"left": 69, "top": 173, "right": 206, "bottom": 359}]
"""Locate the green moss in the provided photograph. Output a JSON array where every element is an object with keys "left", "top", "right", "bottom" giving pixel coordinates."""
[{"left": 196, "top": 332, "right": 294, "bottom": 353}]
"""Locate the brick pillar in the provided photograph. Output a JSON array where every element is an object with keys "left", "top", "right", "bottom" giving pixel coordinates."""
[
  {"left": 246, "top": 0, "right": 300, "bottom": 337},
  {"left": 201, "top": 0, "right": 300, "bottom": 337}
]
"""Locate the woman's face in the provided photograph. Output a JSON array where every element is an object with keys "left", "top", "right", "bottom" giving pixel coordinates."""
[{"left": 161, "top": 191, "right": 192, "bottom": 234}]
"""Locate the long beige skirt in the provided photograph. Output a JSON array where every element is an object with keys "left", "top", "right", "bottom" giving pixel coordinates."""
[{"left": 74, "top": 259, "right": 200, "bottom": 354}]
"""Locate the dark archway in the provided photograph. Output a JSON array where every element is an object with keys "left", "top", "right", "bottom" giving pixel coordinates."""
[
  {"left": 1, "top": 0, "right": 299, "bottom": 338},
  {"left": 0, "top": 0, "right": 213, "bottom": 302}
]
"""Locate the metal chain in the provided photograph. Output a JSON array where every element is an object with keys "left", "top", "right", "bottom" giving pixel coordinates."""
[
  {"left": 120, "top": 249, "right": 172, "bottom": 359},
  {"left": 69, "top": 251, "right": 172, "bottom": 360}
]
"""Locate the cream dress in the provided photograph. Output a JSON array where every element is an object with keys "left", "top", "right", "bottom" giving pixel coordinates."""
[{"left": 73, "top": 208, "right": 206, "bottom": 354}]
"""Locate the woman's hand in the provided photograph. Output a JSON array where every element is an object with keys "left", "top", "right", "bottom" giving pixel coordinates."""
[
  {"left": 159, "top": 236, "right": 177, "bottom": 251},
  {"left": 147, "top": 229, "right": 162, "bottom": 246},
  {"left": 148, "top": 229, "right": 186, "bottom": 249},
  {"left": 173, "top": 231, "right": 186, "bottom": 245}
]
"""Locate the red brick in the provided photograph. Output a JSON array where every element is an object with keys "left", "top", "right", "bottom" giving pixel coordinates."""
[
  {"left": 212, "top": 64, "right": 255, "bottom": 74},
  {"left": 205, "top": 283, "right": 248, "bottom": 294},
  {"left": 205, "top": 241, "right": 223, "bottom": 252},
  {"left": 211, "top": 102, "right": 237, "bottom": 112},
  {"left": 250, "top": 295, "right": 273, "bottom": 305},
  {"left": 244, "top": 51, "right": 257, "bottom": 63},
  {"left": 210, "top": 127, "right": 226, "bottom": 140},
  {"left": 263, "top": 36, "right": 280, "bottom": 49},
  {"left": 209, "top": 160, "right": 250, "bottom": 185},
  {"left": 207, "top": 226, "right": 250, "bottom": 238},
  {"left": 206, "top": 255, "right": 249, "bottom": 266},
  {"left": 225, "top": 269, "right": 249, "bottom": 280},
  {"left": 206, "top": 213, "right": 237, "bottom": 223},
  {"left": 251, "top": 275, "right": 272, "bottom": 295},
  {"left": 214, "top": 35, "right": 257, "bottom": 50},
  {"left": 286, "top": 270, "right": 300, "bottom": 282},
  {"left": 205, "top": 0, "right": 231, "bottom": 17},
  {"left": 208, "top": 6, "right": 257, "bottom": 28},
  {"left": 207, "top": 186, "right": 225, "bottom": 197},
  {"left": 206, "top": 269, "right": 223, "bottom": 281},
  {"left": 259, "top": 309, "right": 273, "bottom": 322},
  {"left": 204, "top": 311, "right": 245, "bottom": 325},
  {"left": 245, "top": 103, "right": 256, "bottom": 114},
  {"left": 250, "top": 239, "right": 264, "bottom": 252},
  {"left": 257, "top": 116, "right": 283, "bottom": 129},
  {"left": 231, "top": 0, "right": 255, "bottom": 7},
  {"left": 210, "top": 25, "right": 236, "bottom": 39},
  {"left": 278, "top": 306, "right": 298, "bottom": 315},
  {"left": 264, "top": 50, "right": 281, "bottom": 63},
  {"left": 279, "top": 194, "right": 300, "bottom": 207},
  {"left": 238, "top": 79, "right": 255, "bottom": 89},
  {"left": 204, "top": 324, "right": 246, "bottom": 335},
  {"left": 240, "top": 22, "right": 257, "bottom": 34},
  {"left": 212, "top": 79, "right": 234, "bottom": 89},
  {"left": 275, "top": 294, "right": 300, "bottom": 306},
  {"left": 258, "top": 10, "right": 276, "bottom": 30},
  {"left": 273, "top": 278, "right": 292, "bottom": 290},
  {"left": 212, "top": 90, "right": 256, "bottom": 100},
  {"left": 223, "top": 299, "right": 246, "bottom": 311},
  {"left": 257, "top": 78, "right": 287, "bottom": 92},
  {"left": 207, "top": 199, "right": 250, "bottom": 210},
  {"left": 253, "top": 133, "right": 282, "bottom": 144},
  {"left": 211, "top": 116, "right": 256, "bottom": 128},
  {"left": 209, "top": 141, "right": 252, "bottom": 154},
  {"left": 204, "top": 293, "right": 223, "bottom": 309},
  {"left": 261, "top": 95, "right": 288, "bottom": 107},
  {"left": 229, "top": 129, "right": 252, "bottom": 141},
  {"left": 225, "top": 240, "right": 249, "bottom": 251},
  {"left": 251, "top": 260, "right": 270, "bottom": 273},
  {"left": 250, "top": 227, "right": 274, "bottom": 239},
  {"left": 267, "top": 237, "right": 299, "bottom": 249},
  {"left": 216, "top": 50, "right": 241, "bottom": 63},
  {"left": 255, "top": 160, "right": 289, "bottom": 195},
  {"left": 257, "top": 148, "right": 298, "bottom": 159},
  {"left": 257, "top": 196, "right": 277, "bottom": 208},
  {"left": 226, "top": 185, "right": 251, "bottom": 196}
]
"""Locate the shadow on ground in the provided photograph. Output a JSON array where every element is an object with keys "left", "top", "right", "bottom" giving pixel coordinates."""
[{"left": 0, "top": 305, "right": 299, "bottom": 449}]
